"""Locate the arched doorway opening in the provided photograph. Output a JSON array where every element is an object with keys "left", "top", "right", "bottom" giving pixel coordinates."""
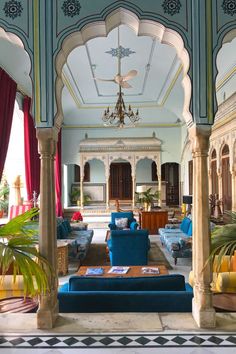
[{"left": 221, "top": 144, "right": 232, "bottom": 211}]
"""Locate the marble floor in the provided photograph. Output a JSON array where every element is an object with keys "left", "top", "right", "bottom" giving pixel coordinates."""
[{"left": 1, "top": 226, "right": 236, "bottom": 353}]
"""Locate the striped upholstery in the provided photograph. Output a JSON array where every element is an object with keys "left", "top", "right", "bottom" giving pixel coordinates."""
[
  {"left": 9, "top": 205, "right": 32, "bottom": 220},
  {"left": 0, "top": 276, "right": 25, "bottom": 299}
]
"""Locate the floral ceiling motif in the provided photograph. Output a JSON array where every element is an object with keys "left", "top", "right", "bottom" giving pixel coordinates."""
[
  {"left": 3, "top": 0, "right": 23, "bottom": 20},
  {"left": 162, "top": 0, "right": 182, "bottom": 16},
  {"left": 105, "top": 45, "right": 135, "bottom": 59},
  {"left": 222, "top": 0, "right": 236, "bottom": 15},
  {"left": 61, "top": 0, "right": 81, "bottom": 18}
]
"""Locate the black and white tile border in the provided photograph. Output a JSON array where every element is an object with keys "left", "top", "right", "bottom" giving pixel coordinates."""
[{"left": 1, "top": 333, "right": 236, "bottom": 349}]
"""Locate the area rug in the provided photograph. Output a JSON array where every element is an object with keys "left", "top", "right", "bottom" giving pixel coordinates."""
[{"left": 81, "top": 242, "right": 173, "bottom": 269}]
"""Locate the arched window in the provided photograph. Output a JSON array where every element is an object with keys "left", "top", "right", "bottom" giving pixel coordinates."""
[
  {"left": 74, "top": 162, "right": 90, "bottom": 182},
  {"left": 152, "top": 161, "right": 158, "bottom": 181},
  {"left": 221, "top": 144, "right": 231, "bottom": 210},
  {"left": 211, "top": 149, "right": 218, "bottom": 195}
]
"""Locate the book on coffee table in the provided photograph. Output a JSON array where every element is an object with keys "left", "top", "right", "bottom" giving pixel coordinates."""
[
  {"left": 141, "top": 267, "right": 160, "bottom": 274},
  {"left": 108, "top": 266, "right": 130, "bottom": 274},
  {"left": 85, "top": 267, "right": 104, "bottom": 276}
]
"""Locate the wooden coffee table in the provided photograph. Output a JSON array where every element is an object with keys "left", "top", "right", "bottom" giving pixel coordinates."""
[{"left": 77, "top": 265, "right": 168, "bottom": 277}]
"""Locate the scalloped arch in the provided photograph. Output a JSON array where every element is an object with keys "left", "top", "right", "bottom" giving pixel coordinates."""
[
  {"left": 54, "top": 8, "right": 192, "bottom": 129},
  {"left": 0, "top": 26, "right": 33, "bottom": 98}
]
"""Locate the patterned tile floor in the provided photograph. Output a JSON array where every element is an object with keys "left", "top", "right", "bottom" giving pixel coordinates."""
[{"left": 1, "top": 333, "right": 236, "bottom": 353}]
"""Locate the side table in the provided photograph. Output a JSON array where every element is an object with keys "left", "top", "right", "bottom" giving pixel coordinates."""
[{"left": 57, "top": 241, "right": 68, "bottom": 276}]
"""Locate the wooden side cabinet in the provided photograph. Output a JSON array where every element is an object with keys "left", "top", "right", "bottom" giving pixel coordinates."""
[{"left": 139, "top": 210, "right": 168, "bottom": 235}]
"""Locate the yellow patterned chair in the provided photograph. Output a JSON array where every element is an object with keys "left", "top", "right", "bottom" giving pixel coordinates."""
[
  {"left": 0, "top": 275, "right": 25, "bottom": 300},
  {"left": 189, "top": 252, "right": 236, "bottom": 311}
]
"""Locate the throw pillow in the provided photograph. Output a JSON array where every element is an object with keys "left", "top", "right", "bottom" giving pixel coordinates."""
[{"left": 115, "top": 217, "right": 128, "bottom": 229}]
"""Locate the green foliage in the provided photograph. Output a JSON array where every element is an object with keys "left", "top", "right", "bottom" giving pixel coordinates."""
[
  {"left": 69, "top": 187, "right": 91, "bottom": 205},
  {"left": 207, "top": 221, "right": 236, "bottom": 272},
  {"left": 135, "top": 187, "right": 160, "bottom": 204},
  {"left": 0, "top": 182, "right": 9, "bottom": 212},
  {"left": 0, "top": 208, "right": 54, "bottom": 297}
]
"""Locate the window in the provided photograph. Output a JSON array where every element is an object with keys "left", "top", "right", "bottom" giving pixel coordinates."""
[
  {"left": 152, "top": 161, "right": 158, "bottom": 181},
  {"left": 74, "top": 162, "right": 90, "bottom": 182}
]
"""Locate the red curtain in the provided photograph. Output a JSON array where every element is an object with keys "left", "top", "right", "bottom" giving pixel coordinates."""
[
  {"left": 55, "top": 130, "right": 63, "bottom": 216},
  {"left": 0, "top": 68, "right": 17, "bottom": 181},
  {"left": 23, "top": 96, "right": 40, "bottom": 202}
]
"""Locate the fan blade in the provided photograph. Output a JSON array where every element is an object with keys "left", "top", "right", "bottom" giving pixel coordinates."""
[
  {"left": 93, "top": 77, "right": 115, "bottom": 82},
  {"left": 122, "top": 70, "right": 138, "bottom": 81},
  {"left": 114, "top": 75, "right": 132, "bottom": 88},
  {"left": 120, "top": 81, "right": 132, "bottom": 89}
]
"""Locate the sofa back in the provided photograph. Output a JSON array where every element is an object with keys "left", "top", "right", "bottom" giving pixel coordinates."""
[
  {"left": 110, "top": 229, "right": 149, "bottom": 265},
  {"left": 180, "top": 217, "right": 192, "bottom": 235},
  {"left": 57, "top": 218, "right": 72, "bottom": 239},
  {"left": 111, "top": 211, "right": 135, "bottom": 226},
  {"left": 68, "top": 274, "right": 186, "bottom": 292}
]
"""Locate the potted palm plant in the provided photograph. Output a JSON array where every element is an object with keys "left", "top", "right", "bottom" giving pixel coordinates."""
[
  {"left": 207, "top": 211, "right": 236, "bottom": 272},
  {"left": 0, "top": 208, "right": 53, "bottom": 297},
  {"left": 0, "top": 183, "right": 9, "bottom": 218},
  {"left": 135, "top": 187, "right": 160, "bottom": 211}
]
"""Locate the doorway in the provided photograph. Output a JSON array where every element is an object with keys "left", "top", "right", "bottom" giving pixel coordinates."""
[{"left": 109, "top": 162, "right": 132, "bottom": 200}]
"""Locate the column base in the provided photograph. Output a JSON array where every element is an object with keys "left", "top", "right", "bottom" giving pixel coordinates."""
[
  {"left": 37, "top": 300, "right": 59, "bottom": 329},
  {"left": 192, "top": 299, "right": 216, "bottom": 328}
]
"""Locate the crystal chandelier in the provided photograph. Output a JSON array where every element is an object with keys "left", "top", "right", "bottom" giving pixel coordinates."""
[{"left": 102, "top": 85, "right": 140, "bottom": 128}]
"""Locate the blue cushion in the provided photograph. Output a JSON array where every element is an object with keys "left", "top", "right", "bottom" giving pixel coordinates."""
[
  {"left": 180, "top": 217, "right": 191, "bottom": 234},
  {"left": 187, "top": 221, "right": 192, "bottom": 236},
  {"left": 63, "top": 219, "right": 72, "bottom": 233},
  {"left": 57, "top": 223, "right": 68, "bottom": 239}
]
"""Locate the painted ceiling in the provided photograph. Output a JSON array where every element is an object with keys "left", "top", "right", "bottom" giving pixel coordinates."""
[{"left": 0, "top": 25, "right": 235, "bottom": 127}]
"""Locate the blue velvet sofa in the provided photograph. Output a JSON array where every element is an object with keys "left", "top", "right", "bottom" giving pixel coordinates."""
[
  {"left": 57, "top": 218, "right": 93, "bottom": 261},
  {"left": 108, "top": 211, "right": 138, "bottom": 230},
  {"left": 58, "top": 274, "right": 193, "bottom": 312},
  {"left": 107, "top": 229, "right": 150, "bottom": 266},
  {"left": 159, "top": 217, "right": 192, "bottom": 265}
]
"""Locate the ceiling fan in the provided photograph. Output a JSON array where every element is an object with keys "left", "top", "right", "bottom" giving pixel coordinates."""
[{"left": 93, "top": 27, "right": 138, "bottom": 89}]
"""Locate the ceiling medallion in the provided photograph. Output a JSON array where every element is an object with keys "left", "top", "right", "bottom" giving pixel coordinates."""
[
  {"left": 3, "top": 0, "right": 23, "bottom": 19},
  {"left": 162, "top": 0, "right": 182, "bottom": 16},
  {"left": 105, "top": 46, "right": 135, "bottom": 59},
  {"left": 222, "top": 0, "right": 236, "bottom": 15},
  {"left": 61, "top": 0, "right": 81, "bottom": 18}
]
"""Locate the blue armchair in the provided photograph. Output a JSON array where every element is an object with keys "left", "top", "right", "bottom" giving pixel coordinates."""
[
  {"left": 108, "top": 212, "right": 138, "bottom": 231},
  {"left": 107, "top": 229, "right": 150, "bottom": 266}
]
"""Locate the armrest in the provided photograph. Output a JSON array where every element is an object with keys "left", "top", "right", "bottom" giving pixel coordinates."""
[
  {"left": 108, "top": 223, "right": 117, "bottom": 230},
  {"left": 130, "top": 221, "right": 138, "bottom": 230},
  {"left": 179, "top": 237, "right": 192, "bottom": 249}
]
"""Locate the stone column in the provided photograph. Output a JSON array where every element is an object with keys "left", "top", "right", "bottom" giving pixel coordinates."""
[
  {"left": 132, "top": 175, "right": 136, "bottom": 209},
  {"left": 208, "top": 169, "right": 212, "bottom": 196},
  {"left": 105, "top": 164, "right": 110, "bottom": 211},
  {"left": 158, "top": 174, "right": 162, "bottom": 207},
  {"left": 189, "top": 124, "right": 215, "bottom": 328},
  {"left": 231, "top": 170, "right": 236, "bottom": 212},
  {"left": 217, "top": 170, "right": 223, "bottom": 202},
  {"left": 80, "top": 163, "right": 84, "bottom": 209},
  {"left": 36, "top": 128, "right": 59, "bottom": 329}
]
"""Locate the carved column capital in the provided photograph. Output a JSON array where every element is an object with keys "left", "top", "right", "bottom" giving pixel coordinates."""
[
  {"left": 189, "top": 124, "right": 211, "bottom": 156},
  {"left": 36, "top": 127, "right": 58, "bottom": 157}
]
